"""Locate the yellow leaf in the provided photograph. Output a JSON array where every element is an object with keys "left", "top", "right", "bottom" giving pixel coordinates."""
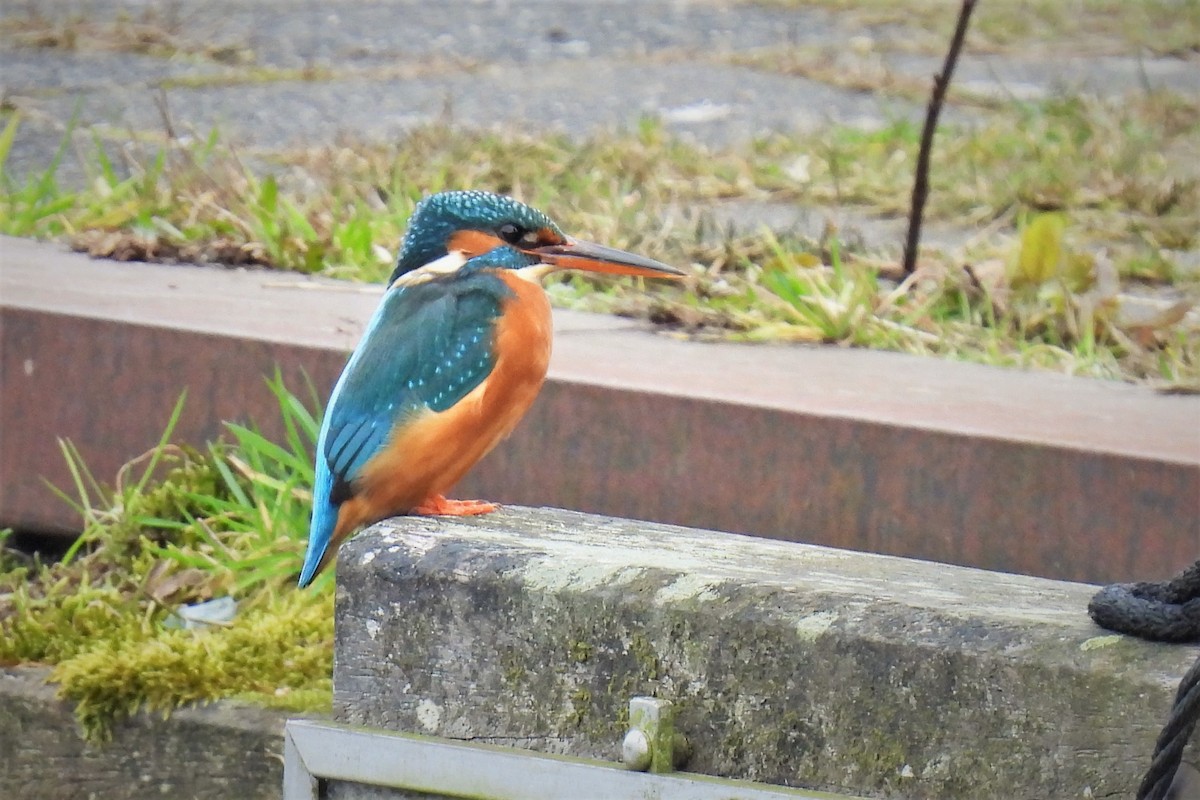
[{"left": 1012, "top": 211, "right": 1067, "bottom": 287}]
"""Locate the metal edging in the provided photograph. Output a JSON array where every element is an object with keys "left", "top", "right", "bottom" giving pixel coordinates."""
[{"left": 282, "top": 719, "right": 863, "bottom": 800}]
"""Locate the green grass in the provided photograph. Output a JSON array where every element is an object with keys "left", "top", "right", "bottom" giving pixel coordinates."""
[
  {"left": 0, "top": 89, "right": 1196, "bottom": 384},
  {"left": 0, "top": 375, "right": 334, "bottom": 740}
]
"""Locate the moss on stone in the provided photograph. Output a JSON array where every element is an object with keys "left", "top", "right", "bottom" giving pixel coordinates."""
[
  {"left": 628, "top": 629, "right": 662, "bottom": 681},
  {"left": 53, "top": 589, "right": 333, "bottom": 740},
  {"left": 501, "top": 656, "right": 527, "bottom": 687},
  {"left": 568, "top": 687, "right": 592, "bottom": 727},
  {"left": 568, "top": 639, "right": 593, "bottom": 663},
  {"left": 0, "top": 388, "right": 334, "bottom": 741}
]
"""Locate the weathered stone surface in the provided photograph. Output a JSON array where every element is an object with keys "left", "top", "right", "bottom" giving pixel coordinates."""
[
  {"left": 334, "top": 507, "right": 1199, "bottom": 800},
  {"left": 0, "top": 667, "right": 289, "bottom": 800}
]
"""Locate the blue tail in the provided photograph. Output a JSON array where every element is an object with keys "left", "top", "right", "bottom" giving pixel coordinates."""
[{"left": 298, "top": 453, "right": 338, "bottom": 588}]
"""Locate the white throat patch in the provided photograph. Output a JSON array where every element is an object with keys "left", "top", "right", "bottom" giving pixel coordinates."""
[
  {"left": 512, "top": 264, "right": 555, "bottom": 284},
  {"left": 391, "top": 250, "right": 468, "bottom": 288}
]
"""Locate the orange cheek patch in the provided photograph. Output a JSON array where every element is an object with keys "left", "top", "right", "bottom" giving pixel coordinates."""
[
  {"left": 447, "top": 230, "right": 505, "bottom": 258},
  {"left": 535, "top": 227, "right": 565, "bottom": 247}
]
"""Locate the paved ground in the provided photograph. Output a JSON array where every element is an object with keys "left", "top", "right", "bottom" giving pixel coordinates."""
[{"left": 2, "top": 0, "right": 1198, "bottom": 244}]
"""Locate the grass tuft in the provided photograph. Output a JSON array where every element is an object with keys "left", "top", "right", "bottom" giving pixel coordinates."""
[
  {"left": 0, "top": 374, "right": 333, "bottom": 740},
  {"left": 1, "top": 91, "right": 1196, "bottom": 384}
]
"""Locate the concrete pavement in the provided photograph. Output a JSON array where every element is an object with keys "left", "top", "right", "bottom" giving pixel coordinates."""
[{"left": 2, "top": 0, "right": 1196, "bottom": 192}]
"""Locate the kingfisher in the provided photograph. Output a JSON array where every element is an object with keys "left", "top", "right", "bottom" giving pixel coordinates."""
[{"left": 297, "top": 190, "right": 683, "bottom": 587}]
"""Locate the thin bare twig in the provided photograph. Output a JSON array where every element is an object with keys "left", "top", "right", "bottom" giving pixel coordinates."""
[
  {"left": 154, "top": 86, "right": 176, "bottom": 141},
  {"left": 901, "top": 0, "right": 978, "bottom": 275}
]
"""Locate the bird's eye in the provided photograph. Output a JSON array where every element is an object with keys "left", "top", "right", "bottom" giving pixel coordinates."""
[
  {"left": 498, "top": 223, "right": 541, "bottom": 247},
  {"left": 498, "top": 223, "right": 525, "bottom": 244}
]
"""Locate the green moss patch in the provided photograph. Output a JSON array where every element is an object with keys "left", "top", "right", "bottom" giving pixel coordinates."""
[{"left": 0, "top": 381, "right": 334, "bottom": 741}]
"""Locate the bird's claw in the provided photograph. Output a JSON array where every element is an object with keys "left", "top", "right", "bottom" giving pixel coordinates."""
[{"left": 410, "top": 495, "right": 499, "bottom": 517}]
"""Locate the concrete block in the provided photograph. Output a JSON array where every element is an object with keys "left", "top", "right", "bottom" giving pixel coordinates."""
[
  {"left": 0, "top": 667, "right": 288, "bottom": 800},
  {"left": 333, "top": 507, "right": 1199, "bottom": 799}
]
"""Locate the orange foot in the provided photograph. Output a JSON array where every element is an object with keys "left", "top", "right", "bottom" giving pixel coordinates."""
[{"left": 410, "top": 494, "right": 499, "bottom": 517}]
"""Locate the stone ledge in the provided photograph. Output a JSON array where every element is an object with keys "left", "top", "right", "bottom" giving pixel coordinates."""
[
  {"left": 333, "top": 507, "right": 1199, "bottom": 800},
  {"left": 2, "top": 235, "right": 1197, "bottom": 583},
  {"left": 0, "top": 667, "right": 291, "bottom": 800}
]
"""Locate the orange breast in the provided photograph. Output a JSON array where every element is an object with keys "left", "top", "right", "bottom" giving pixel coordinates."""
[{"left": 332, "top": 271, "right": 553, "bottom": 541}]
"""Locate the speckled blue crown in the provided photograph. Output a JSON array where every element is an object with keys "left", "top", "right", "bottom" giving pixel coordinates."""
[{"left": 389, "top": 191, "right": 563, "bottom": 283}]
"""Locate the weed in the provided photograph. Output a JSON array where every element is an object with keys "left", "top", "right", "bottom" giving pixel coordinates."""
[
  {"left": 0, "top": 90, "right": 1195, "bottom": 384},
  {"left": 0, "top": 374, "right": 333, "bottom": 740}
]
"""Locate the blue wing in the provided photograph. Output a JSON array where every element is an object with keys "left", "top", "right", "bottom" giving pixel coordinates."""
[{"left": 298, "top": 273, "right": 510, "bottom": 586}]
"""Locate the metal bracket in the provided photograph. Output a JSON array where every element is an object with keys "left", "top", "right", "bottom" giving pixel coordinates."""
[
  {"left": 622, "top": 696, "right": 692, "bottom": 773},
  {"left": 282, "top": 717, "right": 865, "bottom": 799}
]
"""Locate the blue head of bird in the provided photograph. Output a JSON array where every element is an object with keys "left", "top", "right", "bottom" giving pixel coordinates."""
[{"left": 388, "top": 190, "right": 685, "bottom": 286}]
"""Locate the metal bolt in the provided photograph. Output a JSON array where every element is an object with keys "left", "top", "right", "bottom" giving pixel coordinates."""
[
  {"left": 621, "top": 696, "right": 689, "bottom": 773},
  {"left": 622, "top": 728, "right": 652, "bottom": 771}
]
